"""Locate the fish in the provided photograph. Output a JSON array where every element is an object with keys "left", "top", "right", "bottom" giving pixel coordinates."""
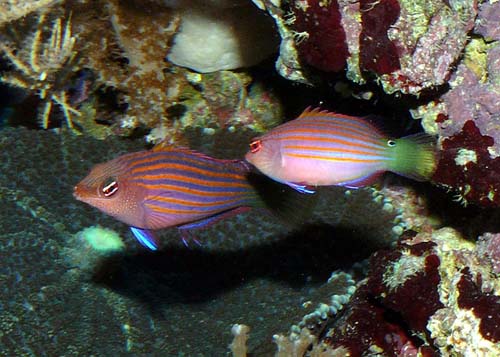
[
  {"left": 244, "top": 107, "right": 437, "bottom": 193},
  {"left": 74, "top": 146, "right": 263, "bottom": 251}
]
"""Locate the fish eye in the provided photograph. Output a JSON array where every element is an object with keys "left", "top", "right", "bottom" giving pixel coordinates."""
[
  {"left": 249, "top": 139, "right": 262, "bottom": 153},
  {"left": 102, "top": 177, "right": 118, "bottom": 197},
  {"left": 387, "top": 139, "right": 396, "bottom": 147}
]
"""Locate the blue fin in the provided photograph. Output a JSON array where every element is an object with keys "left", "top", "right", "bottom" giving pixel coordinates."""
[
  {"left": 130, "top": 227, "right": 158, "bottom": 251},
  {"left": 287, "top": 182, "right": 316, "bottom": 194}
]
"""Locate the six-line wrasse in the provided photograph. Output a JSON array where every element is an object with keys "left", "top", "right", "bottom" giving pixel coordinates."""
[
  {"left": 245, "top": 107, "right": 437, "bottom": 193},
  {"left": 74, "top": 146, "right": 265, "bottom": 251}
]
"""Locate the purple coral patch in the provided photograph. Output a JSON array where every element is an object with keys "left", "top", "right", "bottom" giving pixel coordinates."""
[
  {"left": 359, "top": 0, "right": 401, "bottom": 74},
  {"left": 292, "top": 0, "right": 349, "bottom": 72},
  {"left": 433, "top": 120, "right": 500, "bottom": 206},
  {"left": 457, "top": 268, "right": 500, "bottom": 342}
]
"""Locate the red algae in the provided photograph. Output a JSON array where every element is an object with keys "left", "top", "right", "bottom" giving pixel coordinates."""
[
  {"left": 321, "top": 240, "right": 442, "bottom": 355},
  {"left": 359, "top": 0, "right": 401, "bottom": 74},
  {"left": 292, "top": 0, "right": 349, "bottom": 72},
  {"left": 433, "top": 120, "right": 500, "bottom": 206},
  {"left": 457, "top": 268, "right": 500, "bottom": 342},
  {"left": 369, "top": 245, "right": 443, "bottom": 333}
]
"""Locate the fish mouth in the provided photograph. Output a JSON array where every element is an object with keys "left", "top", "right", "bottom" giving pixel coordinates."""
[{"left": 73, "top": 185, "right": 84, "bottom": 201}]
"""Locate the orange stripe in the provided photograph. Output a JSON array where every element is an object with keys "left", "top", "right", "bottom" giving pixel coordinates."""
[
  {"left": 126, "top": 153, "right": 218, "bottom": 171},
  {"left": 276, "top": 134, "right": 384, "bottom": 150},
  {"left": 145, "top": 195, "right": 243, "bottom": 207},
  {"left": 137, "top": 173, "right": 249, "bottom": 188},
  {"left": 275, "top": 128, "right": 384, "bottom": 147},
  {"left": 130, "top": 162, "right": 243, "bottom": 180},
  {"left": 144, "top": 203, "right": 222, "bottom": 215},
  {"left": 283, "top": 144, "right": 385, "bottom": 156},
  {"left": 136, "top": 183, "right": 246, "bottom": 196},
  {"left": 285, "top": 152, "right": 383, "bottom": 163}
]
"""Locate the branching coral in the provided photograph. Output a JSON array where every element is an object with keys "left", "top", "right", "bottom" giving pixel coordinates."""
[{"left": 0, "top": 11, "right": 80, "bottom": 130}]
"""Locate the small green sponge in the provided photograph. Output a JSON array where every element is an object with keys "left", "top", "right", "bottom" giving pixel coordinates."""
[{"left": 78, "top": 226, "right": 125, "bottom": 252}]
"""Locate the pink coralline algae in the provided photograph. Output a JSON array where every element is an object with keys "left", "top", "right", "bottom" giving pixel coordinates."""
[
  {"left": 476, "top": 233, "right": 500, "bottom": 275},
  {"left": 410, "top": 1, "right": 500, "bottom": 206},
  {"left": 285, "top": 0, "right": 477, "bottom": 94}
]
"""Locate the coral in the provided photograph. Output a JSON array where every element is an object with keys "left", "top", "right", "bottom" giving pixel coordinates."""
[
  {"left": 476, "top": 233, "right": 500, "bottom": 274},
  {"left": 166, "top": 2, "right": 278, "bottom": 72},
  {"left": 229, "top": 324, "right": 250, "bottom": 357},
  {"left": 0, "top": 0, "right": 58, "bottom": 27},
  {"left": 309, "top": 228, "right": 500, "bottom": 355},
  {"left": 0, "top": 0, "right": 282, "bottom": 142},
  {"left": 264, "top": 0, "right": 477, "bottom": 94},
  {"left": 78, "top": 0, "right": 179, "bottom": 139},
  {"left": 402, "top": 1, "right": 500, "bottom": 207},
  {"left": 0, "top": 10, "right": 80, "bottom": 130},
  {"left": 254, "top": 0, "right": 311, "bottom": 83}
]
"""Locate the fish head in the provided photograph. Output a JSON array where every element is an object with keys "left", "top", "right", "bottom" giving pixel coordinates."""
[
  {"left": 245, "top": 135, "right": 284, "bottom": 180},
  {"left": 74, "top": 157, "right": 147, "bottom": 227}
]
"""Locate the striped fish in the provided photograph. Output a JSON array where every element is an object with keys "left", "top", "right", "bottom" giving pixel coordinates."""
[
  {"left": 245, "top": 107, "right": 437, "bottom": 193},
  {"left": 73, "top": 146, "right": 259, "bottom": 250}
]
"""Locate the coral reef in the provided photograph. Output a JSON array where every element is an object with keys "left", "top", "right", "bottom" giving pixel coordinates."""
[
  {"left": 252, "top": 227, "right": 500, "bottom": 356},
  {"left": 2, "top": 0, "right": 500, "bottom": 355},
  {"left": 0, "top": 0, "right": 281, "bottom": 143},
  {"left": 263, "top": 0, "right": 477, "bottom": 94}
]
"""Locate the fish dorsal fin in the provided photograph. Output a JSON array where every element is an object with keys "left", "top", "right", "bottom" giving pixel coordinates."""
[
  {"left": 298, "top": 106, "right": 373, "bottom": 122},
  {"left": 297, "top": 106, "right": 332, "bottom": 118},
  {"left": 297, "top": 106, "right": 388, "bottom": 139},
  {"left": 152, "top": 144, "right": 251, "bottom": 173}
]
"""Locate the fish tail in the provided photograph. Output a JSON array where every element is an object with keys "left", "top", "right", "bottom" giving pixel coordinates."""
[
  {"left": 388, "top": 133, "right": 438, "bottom": 181},
  {"left": 246, "top": 171, "right": 318, "bottom": 225}
]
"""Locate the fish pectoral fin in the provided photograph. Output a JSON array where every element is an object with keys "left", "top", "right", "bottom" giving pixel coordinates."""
[
  {"left": 287, "top": 182, "right": 316, "bottom": 194},
  {"left": 130, "top": 227, "right": 158, "bottom": 251}
]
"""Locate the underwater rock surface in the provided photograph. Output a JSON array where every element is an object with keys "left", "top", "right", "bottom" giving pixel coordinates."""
[{"left": 0, "top": 127, "right": 400, "bottom": 355}]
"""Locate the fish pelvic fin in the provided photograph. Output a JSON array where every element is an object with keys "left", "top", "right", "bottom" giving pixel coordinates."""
[
  {"left": 388, "top": 133, "right": 438, "bottom": 181},
  {"left": 130, "top": 227, "right": 158, "bottom": 251}
]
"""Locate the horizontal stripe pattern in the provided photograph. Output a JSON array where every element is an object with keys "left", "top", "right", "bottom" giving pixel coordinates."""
[
  {"left": 120, "top": 148, "right": 256, "bottom": 226},
  {"left": 264, "top": 112, "right": 390, "bottom": 164}
]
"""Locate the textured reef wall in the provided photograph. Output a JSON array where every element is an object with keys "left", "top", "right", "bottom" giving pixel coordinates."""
[{"left": 2, "top": 0, "right": 500, "bottom": 355}]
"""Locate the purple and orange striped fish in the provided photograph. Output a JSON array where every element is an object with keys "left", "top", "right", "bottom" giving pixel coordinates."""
[
  {"left": 74, "top": 146, "right": 260, "bottom": 250},
  {"left": 245, "top": 107, "right": 437, "bottom": 193}
]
